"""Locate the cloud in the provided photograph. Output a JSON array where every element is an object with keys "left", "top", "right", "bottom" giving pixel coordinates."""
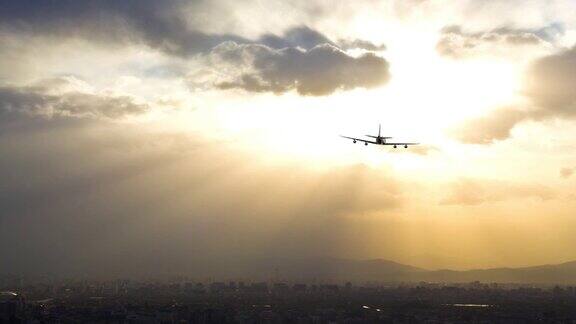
[
  {"left": 338, "top": 39, "right": 387, "bottom": 51},
  {"left": 451, "top": 108, "right": 529, "bottom": 144},
  {"left": 440, "top": 178, "right": 556, "bottom": 206},
  {"left": 259, "top": 26, "right": 385, "bottom": 51},
  {"left": 1, "top": 0, "right": 390, "bottom": 97},
  {"left": 203, "top": 42, "right": 390, "bottom": 96},
  {"left": 0, "top": 1, "right": 383, "bottom": 56},
  {"left": 259, "top": 26, "right": 332, "bottom": 50},
  {"left": 198, "top": 27, "right": 389, "bottom": 96},
  {"left": 524, "top": 46, "right": 576, "bottom": 113},
  {"left": 0, "top": 76, "right": 148, "bottom": 119},
  {"left": 0, "top": 0, "right": 243, "bottom": 58},
  {"left": 437, "top": 25, "right": 549, "bottom": 59},
  {"left": 1, "top": 0, "right": 389, "bottom": 97},
  {"left": 453, "top": 45, "right": 576, "bottom": 144}
]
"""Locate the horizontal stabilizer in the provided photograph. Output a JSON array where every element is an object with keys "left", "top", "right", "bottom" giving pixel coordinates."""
[{"left": 366, "top": 135, "right": 392, "bottom": 139}]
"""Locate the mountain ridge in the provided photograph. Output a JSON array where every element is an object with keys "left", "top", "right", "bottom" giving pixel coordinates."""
[{"left": 261, "top": 257, "right": 576, "bottom": 283}]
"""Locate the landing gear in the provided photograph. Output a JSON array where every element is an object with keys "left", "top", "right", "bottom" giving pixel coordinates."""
[
  {"left": 404, "top": 145, "right": 408, "bottom": 148},
  {"left": 365, "top": 142, "right": 368, "bottom": 146},
  {"left": 353, "top": 140, "right": 356, "bottom": 144},
  {"left": 393, "top": 145, "right": 397, "bottom": 148}
]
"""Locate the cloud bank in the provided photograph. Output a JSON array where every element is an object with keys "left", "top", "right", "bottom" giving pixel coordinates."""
[
  {"left": 1, "top": 1, "right": 389, "bottom": 96},
  {"left": 0, "top": 77, "right": 148, "bottom": 119},
  {"left": 437, "top": 25, "right": 549, "bottom": 59},
  {"left": 206, "top": 42, "right": 390, "bottom": 96},
  {"left": 454, "top": 45, "right": 576, "bottom": 144}
]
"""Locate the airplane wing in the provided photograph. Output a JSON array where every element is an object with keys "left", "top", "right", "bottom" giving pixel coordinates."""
[
  {"left": 340, "top": 135, "right": 377, "bottom": 144},
  {"left": 382, "top": 142, "right": 419, "bottom": 146}
]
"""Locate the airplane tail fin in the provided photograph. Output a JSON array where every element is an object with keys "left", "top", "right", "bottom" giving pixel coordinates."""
[{"left": 367, "top": 124, "right": 390, "bottom": 139}]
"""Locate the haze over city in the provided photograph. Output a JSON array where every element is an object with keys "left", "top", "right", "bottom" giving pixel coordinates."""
[{"left": 2, "top": 0, "right": 576, "bottom": 280}]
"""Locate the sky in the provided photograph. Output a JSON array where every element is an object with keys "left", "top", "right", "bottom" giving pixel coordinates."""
[{"left": 1, "top": 0, "right": 576, "bottom": 277}]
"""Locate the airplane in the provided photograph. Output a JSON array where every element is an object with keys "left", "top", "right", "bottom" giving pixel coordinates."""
[{"left": 341, "top": 124, "right": 419, "bottom": 148}]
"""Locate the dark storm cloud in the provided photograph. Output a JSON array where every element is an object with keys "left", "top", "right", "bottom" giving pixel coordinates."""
[
  {"left": 208, "top": 43, "right": 390, "bottom": 96},
  {"left": 437, "top": 25, "right": 547, "bottom": 59},
  {"left": 454, "top": 46, "right": 576, "bottom": 144},
  {"left": 0, "top": 77, "right": 148, "bottom": 119}
]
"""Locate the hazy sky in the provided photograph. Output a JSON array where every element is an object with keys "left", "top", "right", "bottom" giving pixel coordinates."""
[{"left": 2, "top": 0, "right": 576, "bottom": 276}]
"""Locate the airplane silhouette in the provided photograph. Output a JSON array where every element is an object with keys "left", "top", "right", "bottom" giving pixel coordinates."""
[{"left": 341, "top": 124, "right": 419, "bottom": 148}]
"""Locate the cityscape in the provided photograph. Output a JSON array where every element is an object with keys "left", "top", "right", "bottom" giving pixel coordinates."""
[{"left": 3, "top": 275, "right": 576, "bottom": 323}]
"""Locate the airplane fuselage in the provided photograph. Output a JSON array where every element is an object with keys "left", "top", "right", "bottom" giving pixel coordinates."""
[{"left": 340, "top": 124, "right": 418, "bottom": 148}]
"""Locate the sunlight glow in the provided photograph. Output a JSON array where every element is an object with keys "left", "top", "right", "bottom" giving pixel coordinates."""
[{"left": 164, "top": 43, "right": 523, "bottom": 173}]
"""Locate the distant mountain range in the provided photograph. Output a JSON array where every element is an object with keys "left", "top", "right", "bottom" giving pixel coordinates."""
[
  {"left": 4, "top": 257, "right": 576, "bottom": 284},
  {"left": 417, "top": 260, "right": 576, "bottom": 284},
  {"left": 250, "top": 257, "right": 576, "bottom": 284}
]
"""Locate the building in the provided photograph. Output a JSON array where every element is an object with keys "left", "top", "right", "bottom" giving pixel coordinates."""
[{"left": 0, "top": 291, "right": 26, "bottom": 323}]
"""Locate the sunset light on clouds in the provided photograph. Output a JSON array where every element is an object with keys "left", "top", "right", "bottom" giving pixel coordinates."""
[{"left": 2, "top": 0, "right": 576, "bottom": 277}]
